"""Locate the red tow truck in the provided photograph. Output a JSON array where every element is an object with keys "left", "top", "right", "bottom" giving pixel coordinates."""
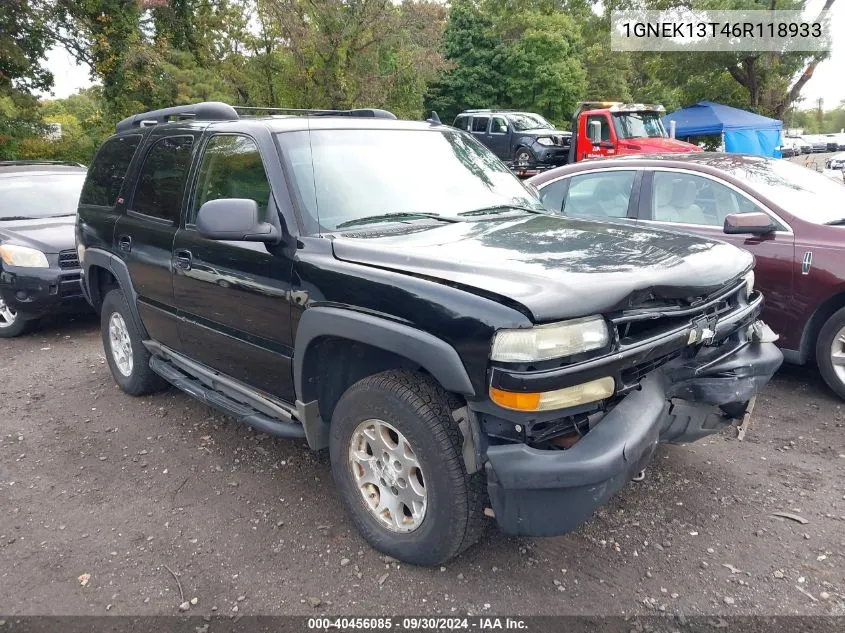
[{"left": 513, "top": 102, "right": 701, "bottom": 177}]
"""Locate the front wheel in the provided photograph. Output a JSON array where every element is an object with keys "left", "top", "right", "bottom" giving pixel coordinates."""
[
  {"left": 513, "top": 148, "right": 533, "bottom": 169},
  {"left": 329, "top": 370, "right": 486, "bottom": 565},
  {"left": 0, "top": 297, "right": 36, "bottom": 338},
  {"left": 817, "top": 306, "right": 845, "bottom": 400}
]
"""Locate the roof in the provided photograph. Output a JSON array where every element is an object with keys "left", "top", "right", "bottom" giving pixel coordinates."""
[
  {"left": 663, "top": 101, "right": 782, "bottom": 137},
  {"left": 527, "top": 152, "right": 775, "bottom": 185}
]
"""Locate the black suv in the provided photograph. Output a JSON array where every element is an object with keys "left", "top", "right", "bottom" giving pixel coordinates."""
[
  {"left": 0, "top": 161, "right": 88, "bottom": 337},
  {"left": 77, "top": 101, "right": 782, "bottom": 565},
  {"left": 453, "top": 109, "right": 570, "bottom": 169}
]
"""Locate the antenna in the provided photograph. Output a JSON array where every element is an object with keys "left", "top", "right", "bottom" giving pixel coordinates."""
[{"left": 427, "top": 111, "right": 442, "bottom": 125}]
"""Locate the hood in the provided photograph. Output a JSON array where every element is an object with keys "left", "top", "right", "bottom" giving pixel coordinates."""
[
  {"left": 0, "top": 215, "right": 77, "bottom": 253},
  {"left": 331, "top": 215, "right": 752, "bottom": 322},
  {"left": 618, "top": 136, "right": 701, "bottom": 153}
]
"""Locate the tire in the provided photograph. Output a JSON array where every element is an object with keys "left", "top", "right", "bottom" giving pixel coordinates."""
[
  {"left": 329, "top": 370, "right": 486, "bottom": 566},
  {"left": 513, "top": 148, "right": 533, "bottom": 169},
  {"left": 816, "top": 306, "right": 845, "bottom": 400},
  {"left": 0, "top": 297, "right": 36, "bottom": 338},
  {"left": 100, "top": 288, "right": 168, "bottom": 396}
]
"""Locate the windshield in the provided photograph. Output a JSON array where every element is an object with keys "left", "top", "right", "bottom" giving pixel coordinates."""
[
  {"left": 727, "top": 157, "right": 845, "bottom": 224},
  {"left": 509, "top": 113, "right": 554, "bottom": 132},
  {"left": 281, "top": 128, "right": 544, "bottom": 233},
  {"left": 0, "top": 173, "right": 86, "bottom": 220},
  {"left": 612, "top": 112, "right": 666, "bottom": 139}
]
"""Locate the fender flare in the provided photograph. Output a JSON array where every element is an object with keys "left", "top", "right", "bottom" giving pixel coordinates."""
[
  {"left": 293, "top": 306, "right": 476, "bottom": 403},
  {"left": 83, "top": 247, "right": 148, "bottom": 339}
]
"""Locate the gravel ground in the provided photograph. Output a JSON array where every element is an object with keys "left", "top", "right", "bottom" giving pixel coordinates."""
[{"left": 1, "top": 314, "right": 844, "bottom": 617}]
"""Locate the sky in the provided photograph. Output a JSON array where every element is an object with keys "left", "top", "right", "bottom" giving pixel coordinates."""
[{"left": 40, "top": 0, "right": 845, "bottom": 111}]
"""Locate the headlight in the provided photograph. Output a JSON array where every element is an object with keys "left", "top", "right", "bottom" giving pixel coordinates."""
[
  {"left": 491, "top": 377, "right": 615, "bottom": 412},
  {"left": 536, "top": 137, "right": 555, "bottom": 146},
  {"left": 0, "top": 244, "right": 49, "bottom": 268},
  {"left": 742, "top": 270, "right": 755, "bottom": 295},
  {"left": 491, "top": 316, "right": 609, "bottom": 362}
]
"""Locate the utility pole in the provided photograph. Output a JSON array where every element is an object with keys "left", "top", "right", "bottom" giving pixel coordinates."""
[{"left": 817, "top": 98, "right": 824, "bottom": 130}]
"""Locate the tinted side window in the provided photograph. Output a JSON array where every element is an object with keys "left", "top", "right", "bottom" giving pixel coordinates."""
[
  {"left": 80, "top": 134, "right": 142, "bottom": 206},
  {"left": 564, "top": 171, "right": 635, "bottom": 219},
  {"left": 585, "top": 115, "right": 611, "bottom": 142},
  {"left": 190, "top": 135, "right": 271, "bottom": 224},
  {"left": 131, "top": 136, "right": 194, "bottom": 222},
  {"left": 471, "top": 117, "right": 489, "bottom": 133},
  {"left": 651, "top": 171, "right": 767, "bottom": 227},
  {"left": 453, "top": 115, "right": 469, "bottom": 131}
]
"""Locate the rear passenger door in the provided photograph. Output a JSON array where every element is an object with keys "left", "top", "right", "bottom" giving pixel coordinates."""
[
  {"left": 172, "top": 133, "right": 297, "bottom": 402},
  {"left": 114, "top": 130, "right": 200, "bottom": 350}
]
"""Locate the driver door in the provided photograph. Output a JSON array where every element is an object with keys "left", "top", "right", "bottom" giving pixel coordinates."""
[{"left": 172, "top": 133, "right": 296, "bottom": 402}]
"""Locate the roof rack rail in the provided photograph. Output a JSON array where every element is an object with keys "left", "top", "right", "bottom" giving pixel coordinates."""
[
  {"left": 115, "top": 102, "right": 398, "bottom": 133},
  {"left": 116, "top": 101, "right": 238, "bottom": 133},
  {"left": 234, "top": 106, "right": 396, "bottom": 119}
]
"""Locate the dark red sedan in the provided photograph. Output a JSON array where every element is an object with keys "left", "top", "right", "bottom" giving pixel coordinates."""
[{"left": 528, "top": 153, "right": 845, "bottom": 398}]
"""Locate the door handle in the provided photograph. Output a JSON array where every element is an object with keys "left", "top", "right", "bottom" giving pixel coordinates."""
[
  {"left": 118, "top": 235, "right": 132, "bottom": 252},
  {"left": 174, "top": 249, "right": 192, "bottom": 271}
]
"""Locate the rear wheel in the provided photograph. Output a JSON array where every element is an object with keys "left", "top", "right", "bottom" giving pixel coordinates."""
[
  {"left": 816, "top": 306, "right": 845, "bottom": 400},
  {"left": 329, "top": 370, "right": 486, "bottom": 565},
  {"left": 101, "top": 288, "right": 168, "bottom": 396},
  {"left": 0, "top": 297, "right": 35, "bottom": 338}
]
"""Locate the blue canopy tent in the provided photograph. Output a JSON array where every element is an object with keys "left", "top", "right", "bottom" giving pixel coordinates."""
[{"left": 663, "top": 101, "right": 783, "bottom": 158}]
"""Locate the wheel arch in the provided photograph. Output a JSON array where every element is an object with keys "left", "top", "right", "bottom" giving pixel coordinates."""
[
  {"left": 797, "top": 288, "right": 845, "bottom": 364},
  {"left": 293, "top": 307, "right": 476, "bottom": 449},
  {"left": 83, "top": 248, "right": 148, "bottom": 339}
]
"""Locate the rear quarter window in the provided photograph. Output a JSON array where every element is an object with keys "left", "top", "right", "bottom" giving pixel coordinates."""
[{"left": 80, "top": 134, "right": 143, "bottom": 207}]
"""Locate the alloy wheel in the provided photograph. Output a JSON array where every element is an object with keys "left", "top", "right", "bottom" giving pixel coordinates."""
[
  {"left": 348, "top": 419, "right": 427, "bottom": 533},
  {"left": 108, "top": 312, "right": 134, "bottom": 377},
  {"left": 0, "top": 297, "right": 17, "bottom": 328},
  {"left": 830, "top": 324, "right": 845, "bottom": 387}
]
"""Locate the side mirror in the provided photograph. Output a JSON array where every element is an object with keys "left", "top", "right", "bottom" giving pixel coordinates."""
[
  {"left": 723, "top": 212, "right": 776, "bottom": 235},
  {"left": 589, "top": 120, "right": 602, "bottom": 145},
  {"left": 196, "top": 198, "right": 280, "bottom": 242}
]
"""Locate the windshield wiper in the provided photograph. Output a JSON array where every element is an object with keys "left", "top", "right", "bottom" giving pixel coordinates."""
[
  {"left": 825, "top": 218, "right": 845, "bottom": 226},
  {"left": 458, "top": 205, "right": 546, "bottom": 217},
  {"left": 0, "top": 216, "right": 40, "bottom": 221},
  {"left": 335, "top": 212, "right": 460, "bottom": 229}
]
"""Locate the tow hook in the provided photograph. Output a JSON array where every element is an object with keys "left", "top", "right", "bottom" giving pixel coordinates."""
[{"left": 631, "top": 469, "right": 646, "bottom": 482}]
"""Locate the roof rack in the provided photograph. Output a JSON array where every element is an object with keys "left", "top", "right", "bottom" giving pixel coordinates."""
[{"left": 115, "top": 101, "right": 397, "bottom": 132}]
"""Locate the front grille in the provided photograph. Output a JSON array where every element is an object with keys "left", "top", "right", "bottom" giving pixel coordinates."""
[
  {"left": 58, "top": 249, "right": 79, "bottom": 270},
  {"left": 59, "top": 272, "right": 83, "bottom": 297},
  {"left": 612, "top": 281, "right": 744, "bottom": 347}
]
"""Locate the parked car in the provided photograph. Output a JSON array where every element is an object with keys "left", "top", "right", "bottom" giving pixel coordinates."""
[
  {"left": 825, "top": 151, "right": 845, "bottom": 171},
  {"left": 528, "top": 153, "right": 845, "bottom": 398},
  {"left": 777, "top": 139, "right": 796, "bottom": 157},
  {"left": 0, "top": 161, "right": 88, "bottom": 337},
  {"left": 78, "top": 102, "right": 781, "bottom": 565},
  {"left": 787, "top": 136, "right": 813, "bottom": 154},
  {"left": 823, "top": 133, "right": 844, "bottom": 151},
  {"left": 452, "top": 110, "right": 571, "bottom": 169},
  {"left": 802, "top": 135, "right": 830, "bottom": 153}
]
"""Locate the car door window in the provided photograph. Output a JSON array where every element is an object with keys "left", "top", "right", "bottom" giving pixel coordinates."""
[
  {"left": 453, "top": 115, "right": 470, "bottom": 131},
  {"left": 538, "top": 179, "right": 569, "bottom": 213},
  {"left": 471, "top": 117, "right": 489, "bottom": 134},
  {"left": 651, "top": 171, "right": 768, "bottom": 227},
  {"left": 491, "top": 117, "right": 508, "bottom": 134},
  {"left": 585, "top": 115, "right": 611, "bottom": 142},
  {"left": 562, "top": 171, "right": 636, "bottom": 219},
  {"left": 190, "top": 135, "right": 271, "bottom": 224},
  {"left": 80, "top": 134, "right": 142, "bottom": 207},
  {"left": 131, "top": 136, "right": 194, "bottom": 222}
]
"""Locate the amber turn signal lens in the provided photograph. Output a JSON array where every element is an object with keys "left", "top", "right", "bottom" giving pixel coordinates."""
[{"left": 490, "top": 377, "right": 615, "bottom": 412}]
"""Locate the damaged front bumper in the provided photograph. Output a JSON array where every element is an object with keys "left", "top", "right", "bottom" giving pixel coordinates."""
[{"left": 482, "top": 323, "right": 782, "bottom": 537}]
